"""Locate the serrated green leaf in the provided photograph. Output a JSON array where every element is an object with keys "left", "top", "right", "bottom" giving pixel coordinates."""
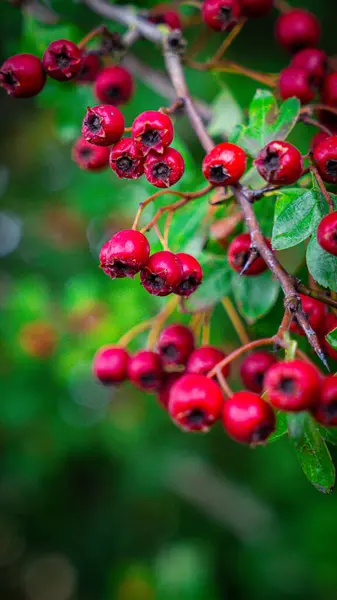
[
  {"left": 232, "top": 271, "right": 280, "bottom": 324},
  {"left": 268, "top": 411, "right": 288, "bottom": 443},
  {"left": 306, "top": 235, "right": 337, "bottom": 292},
  {"left": 326, "top": 327, "right": 337, "bottom": 350},
  {"left": 272, "top": 189, "right": 320, "bottom": 250},
  {"left": 186, "top": 253, "right": 231, "bottom": 311},
  {"left": 208, "top": 87, "right": 243, "bottom": 137}
]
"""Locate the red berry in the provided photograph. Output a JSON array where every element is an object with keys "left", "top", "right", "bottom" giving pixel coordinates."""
[
  {"left": 168, "top": 373, "right": 224, "bottom": 431},
  {"left": 0, "top": 53, "right": 46, "bottom": 98},
  {"left": 99, "top": 229, "right": 150, "bottom": 279},
  {"left": 187, "top": 345, "right": 230, "bottom": 378},
  {"left": 290, "top": 294, "right": 327, "bottom": 336},
  {"left": 278, "top": 66, "right": 315, "bottom": 104},
  {"left": 42, "top": 39, "right": 82, "bottom": 81},
  {"left": 94, "top": 65, "right": 133, "bottom": 106},
  {"left": 132, "top": 110, "right": 174, "bottom": 156},
  {"left": 239, "top": 0, "right": 273, "bottom": 18},
  {"left": 313, "top": 135, "right": 337, "bottom": 184},
  {"left": 322, "top": 313, "right": 337, "bottom": 361},
  {"left": 128, "top": 350, "right": 164, "bottom": 391},
  {"left": 93, "top": 345, "right": 129, "bottom": 384},
  {"left": 222, "top": 391, "right": 276, "bottom": 444},
  {"left": 72, "top": 137, "right": 110, "bottom": 171},
  {"left": 144, "top": 148, "right": 184, "bottom": 188},
  {"left": 311, "top": 131, "right": 329, "bottom": 150},
  {"left": 240, "top": 351, "right": 277, "bottom": 393},
  {"left": 82, "top": 105, "right": 125, "bottom": 146},
  {"left": 228, "top": 232, "right": 270, "bottom": 276},
  {"left": 322, "top": 73, "right": 337, "bottom": 107},
  {"left": 291, "top": 48, "right": 327, "bottom": 87},
  {"left": 157, "top": 372, "right": 182, "bottom": 408},
  {"left": 174, "top": 252, "right": 203, "bottom": 297},
  {"left": 149, "top": 4, "right": 182, "bottom": 29},
  {"left": 255, "top": 140, "right": 303, "bottom": 185},
  {"left": 313, "top": 375, "right": 337, "bottom": 426},
  {"left": 202, "top": 142, "right": 246, "bottom": 186},
  {"left": 77, "top": 52, "right": 101, "bottom": 83},
  {"left": 317, "top": 212, "right": 337, "bottom": 256},
  {"left": 275, "top": 9, "right": 320, "bottom": 53},
  {"left": 264, "top": 359, "right": 321, "bottom": 411},
  {"left": 140, "top": 251, "right": 183, "bottom": 296},
  {"left": 201, "top": 0, "right": 241, "bottom": 32},
  {"left": 109, "top": 138, "right": 144, "bottom": 179},
  {"left": 158, "top": 324, "right": 195, "bottom": 365}
]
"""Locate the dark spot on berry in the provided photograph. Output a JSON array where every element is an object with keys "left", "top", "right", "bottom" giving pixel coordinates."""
[
  {"left": 79, "top": 147, "right": 93, "bottom": 159},
  {"left": 278, "top": 377, "right": 297, "bottom": 395},
  {"left": 324, "top": 400, "right": 337, "bottom": 419},
  {"left": 264, "top": 150, "right": 280, "bottom": 172},
  {"left": 55, "top": 51, "right": 71, "bottom": 69},
  {"left": 153, "top": 162, "right": 170, "bottom": 181},
  {"left": 162, "top": 344, "right": 178, "bottom": 360},
  {"left": 86, "top": 114, "right": 102, "bottom": 133},
  {"left": 254, "top": 372, "right": 264, "bottom": 388},
  {"left": 187, "top": 409, "right": 206, "bottom": 426},
  {"left": 139, "top": 372, "right": 157, "bottom": 387},
  {"left": 251, "top": 423, "right": 273, "bottom": 443},
  {"left": 219, "top": 6, "right": 232, "bottom": 23},
  {"left": 116, "top": 156, "right": 134, "bottom": 173},
  {"left": 106, "top": 85, "right": 122, "bottom": 101},
  {"left": 326, "top": 159, "right": 337, "bottom": 177},
  {"left": 141, "top": 129, "right": 161, "bottom": 147},
  {"left": 209, "top": 164, "right": 229, "bottom": 184},
  {"left": 112, "top": 261, "right": 130, "bottom": 276},
  {"left": 148, "top": 274, "right": 166, "bottom": 290}
]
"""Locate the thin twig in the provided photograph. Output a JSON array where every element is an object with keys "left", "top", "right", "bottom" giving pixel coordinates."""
[{"left": 221, "top": 297, "right": 250, "bottom": 346}]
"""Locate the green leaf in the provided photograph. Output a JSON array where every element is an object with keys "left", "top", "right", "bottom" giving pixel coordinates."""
[
  {"left": 272, "top": 189, "right": 320, "bottom": 250},
  {"left": 22, "top": 14, "right": 80, "bottom": 55},
  {"left": 320, "top": 426, "right": 337, "bottom": 447},
  {"left": 268, "top": 411, "right": 288, "bottom": 443},
  {"left": 232, "top": 271, "right": 280, "bottom": 324},
  {"left": 326, "top": 327, "right": 337, "bottom": 350},
  {"left": 306, "top": 235, "right": 337, "bottom": 292},
  {"left": 169, "top": 197, "right": 209, "bottom": 256},
  {"left": 208, "top": 87, "right": 244, "bottom": 137},
  {"left": 186, "top": 253, "right": 231, "bottom": 311},
  {"left": 287, "top": 412, "right": 307, "bottom": 444}
]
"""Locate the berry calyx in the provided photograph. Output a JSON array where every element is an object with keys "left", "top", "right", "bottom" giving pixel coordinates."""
[
  {"left": 109, "top": 138, "right": 145, "bottom": 179},
  {"left": 140, "top": 251, "right": 183, "bottom": 296},
  {"left": 149, "top": 4, "right": 182, "bottom": 30},
  {"left": 291, "top": 48, "right": 327, "bottom": 87},
  {"left": 72, "top": 137, "right": 110, "bottom": 171},
  {"left": 275, "top": 9, "right": 320, "bottom": 53},
  {"left": 228, "top": 232, "right": 270, "bottom": 276},
  {"left": 317, "top": 212, "right": 337, "bottom": 256},
  {"left": 94, "top": 65, "right": 134, "bottom": 106},
  {"left": 42, "top": 39, "right": 82, "bottom": 81},
  {"left": 202, "top": 142, "right": 246, "bottom": 186},
  {"left": 144, "top": 147, "right": 185, "bottom": 188},
  {"left": 132, "top": 110, "right": 174, "bottom": 156},
  {"left": 239, "top": 0, "right": 273, "bottom": 18},
  {"left": 278, "top": 66, "right": 315, "bottom": 104},
  {"left": 240, "top": 351, "right": 277, "bottom": 394},
  {"left": 168, "top": 373, "right": 224, "bottom": 432},
  {"left": 264, "top": 359, "right": 321, "bottom": 411},
  {"left": 82, "top": 105, "right": 125, "bottom": 146},
  {"left": 201, "top": 0, "right": 241, "bottom": 33},
  {"left": 174, "top": 252, "right": 203, "bottom": 297},
  {"left": 322, "top": 313, "right": 337, "bottom": 361},
  {"left": 255, "top": 141, "right": 303, "bottom": 185},
  {"left": 222, "top": 391, "right": 276, "bottom": 445},
  {"left": 157, "top": 324, "right": 195, "bottom": 365},
  {"left": 0, "top": 53, "right": 46, "bottom": 98},
  {"left": 127, "top": 350, "right": 164, "bottom": 391},
  {"left": 99, "top": 229, "right": 150, "bottom": 279},
  {"left": 313, "top": 135, "right": 337, "bottom": 184},
  {"left": 93, "top": 345, "right": 129, "bottom": 384},
  {"left": 290, "top": 294, "right": 327, "bottom": 336},
  {"left": 313, "top": 376, "right": 337, "bottom": 426},
  {"left": 187, "top": 345, "right": 230, "bottom": 378},
  {"left": 77, "top": 52, "right": 101, "bottom": 83}
]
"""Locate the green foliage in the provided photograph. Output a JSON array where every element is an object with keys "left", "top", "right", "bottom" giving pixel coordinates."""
[
  {"left": 208, "top": 86, "right": 244, "bottom": 137},
  {"left": 326, "top": 327, "right": 337, "bottom": 350},
  {"left": 186, "top": 253, "right": 231, "bottom": 311},
  {"left": 232, "top": 271, "right": 280, "bottom": 323}
]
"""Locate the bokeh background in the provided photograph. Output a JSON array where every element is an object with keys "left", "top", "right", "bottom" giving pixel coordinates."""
[{"left": 1, "top": 1, "right": 337, "bottom": 599}]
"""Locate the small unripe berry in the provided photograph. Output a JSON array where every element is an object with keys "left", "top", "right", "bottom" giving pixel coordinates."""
[
  {"left": 144, "top": 148, "right": 185, "bottom": 188},
  {"left": 317, "top": 212, "right": 337, "bottom": 256},
  {"left": 93, "top": 345, "right": 129, "bottom": 384},
  {"left": 128, "top": 350, "right": 164, "bottom": 391},
  {"left": 158, "top": 324, "right": 195, "bottom": 365},
  {"left": 42, "top": 39, "right": 82, "bottom": 81},
  {"left": 187, "top": 345, "right": 230, "bottom": 378},
  {"left": 132, "top": 110, "right": 174, "bottom": 156},
  {"left": 322, "top": 73, "right": 337, "bottom": 107},
  {"left": 239, "top": 0, "right": 273, "bottom": 18},
  {"left": 72, "top": 137, "right": 110, "bottom": 171},
  {"left": 322, "top": 313, "right": 337, "bottom": 361},
  {"left": 94, "top": 65, "right": 134, "bottom": 106},
  {"left": 174, "top": 252, "right": 203, "bottom": 297},
  {"left": 313, "top": 375, "right": 337, "bottom": 426},
  {"left": 313, "top": 135, "right": 337, "bottom": 184},
  {"left": 157, "top": 372, "right": 182, "bottom": 409},
  {"left": 82, "top": 105, "right": 125, "bottom": 146},
  {"left": 140, "top": 251, "right": 183, "bottom": 296},
  {"left": 240, "top": 351, "right": 277, "bottom": 394},
  {"left": 278, "top": 66, "right": 315, "bottom": 104},
  {"left": 291, "top": 48, "right": 327, "bottom": 87},
  {"left": 275, "top": 9, "right": 320, "bottom": 53},
  {"left": 0, "top": 53, "right": 46, "bottom": 98},
  {"left": 202, "top": 142, "right": 246, "bottom": 186},
  {"left": 255, "top": 140, "right": 303, "bottom": 185},
  {"left": 202, "top": 0, "right": 241, "bottom": 32},
  {"left": 168, "top": 373, "right": 224, "bottom": 432},
  {"left": 290, "top": 295, "right": 327, "bottom": 336},
  {"left": 264, "top": 359, "right": 321, "bottom": 411},
  {"left": 77, "top": 52, "right": 101, "bottom": 83},
  {"left": 228, "top": 232, "right": 270, "bottom": 276},
  {"left": 99, "top": 229, "right": 150, "bottom": 279},
  {"left": 109, "top": 138, "right": 145, "bottom": 179},
  {"left": 222, "top": 392, "right": 276, "bottom": 444},
  {"left": 149, "top": 4, "right": 182, "bottom": 29}
]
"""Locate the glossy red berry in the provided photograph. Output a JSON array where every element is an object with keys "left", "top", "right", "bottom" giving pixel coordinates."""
[
  {"left": 202, "top": 142, "right": 246, "bottom": 186},
  {"left": 149, "top": 5, "right": 182, "bottom": 29},
  {"left": 291, "top": 48, "right": 327, "bottom": 87},
  {"left": 174, "top": 253, "right": 203, "bottom": 297},
  {"left": 240, "top": 351, "right": 277, "bottom": 394},
  {"left": 77, "top": 52, "right": 101, "bottom": 83},
  {"left": 140, "top": 251, "right": 183, "bottom": 296},
  {"left": 313, "top": 376, "right": 337, "bottom": 426},
  {"left": 132, "top": 110, "right": 174, "bottom": 156},
  {"left": 187, "top": 345, "right": 230, "bottom": 378},
  {"left": 144, "top": 148, "right": 184, "bottom": 188},
  {"left": 239, "top": 0, "right": 273, "bottom": 18},
  {"left": 0, "top": 53, "right": 46, "bottom": 98},
  {"left": 109, "top": 138, "right": 145, "bottom": 179},
  {"left": 94, "top": 65, "right": 133, "bottom": 106},
  {"left": 313, "top": 135, "right": 337, "bottom": 184},
  {"left": 311, "top": 131, "right": 329, "bottom": 150},
  {"left": 158, "top": 324, "right": 195, "bottom": 365},
  {"left": 128, "top": 350, "right": 164, "bottom": 391},
  {"left": 201, "top": 0, "right": 241, "bottom": 32},
  {"left": 228, "top": 233, "right": 270, "bottom": 276},
  {"left": 168, "top": 373, "right": 224, "bottom": 431},
  {"left": 72, "top": 137, "right": 110, "bottom": 171},
  {"left": 157, "top": 372, "right": 182, "bottom": 409},
  {"left": 42, "top": 39, "right": 82, "bottom": 81},
  {"left": 82, "top": 105, "right": 125, "bottom": 146},
  {"left": 222, "top": 392, "right": 276, "bottom": 444},
  {"left": 255, "top": 141, "right": 303, "bottom": 185},
  {"left": 317, "top": 212, "right": 337, "bottom": 256},
  {"left": 322, "top": 73, "right": 337, "bottom": 107},
  {"left": 275, "top": 9, "right": 320, "bottom": 53},
  {"left": 264, "top": 359, "right": 321, "bottom": 411},
  {"left": 290, "top": 294, "right": 327, "bottom": 336},
  {"left": 322, "top": 313, "right": 337, "bottom": 361},
  {"left": 278, "top": 66, "right": 315, "bottom": 104},
  {"left": 99, "top": 229, "right": 150, "bottom": 279},
  {"left": 93, "top": 345, "right": 129, "bottom": 384}
]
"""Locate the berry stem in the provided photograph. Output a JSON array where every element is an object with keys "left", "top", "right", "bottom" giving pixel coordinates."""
[
  {"left": 277, "top": 309, "right": 293, "bottom": 340},
  {"left": 78, "top": 24, "right": 109, "bottom": 49},
  {"left": 160, "top": 98, "right": 184, "bottom": 115},
  {"left": 216, "top": 370, "right": 233, "bottom": 398},
  {"left": 221, "top": 297, "right": 250, "bottom": 346},
  {"left": 207, "top": 337, "right": 277, "bottom": 379},
  {"left": 117, "top": 318, "right": 155, "bottom": 347},
  {"left": 163, "top": 212, "right": 174, "bottom": 250},
  {"left": 186, "top": 57, "right": 277, "bottom": 88},
  {"left": 210, "top": 18, "right": 247, "bottom": 64},
  {"left": 201, "top": 310, "right": 212, "bottom": 345},
  {"left": 146, "top": 296, "right": 179, "bottom": 350},
  {"left": 300, "top": 114, "right": 332, "bottom": 136},
  {"left": 273, "top": 0, "right": 291, "bottom": 13}
]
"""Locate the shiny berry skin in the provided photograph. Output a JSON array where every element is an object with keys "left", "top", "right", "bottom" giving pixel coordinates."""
[
  {"left": 264, "top": 359, "right": 321, "bottom": 411},
  {"left": 77, "top": 52, "right": 101, "bottom": 83},
  {"left": 149, "top": 5, "right": 182, "bottom": 29},
  {"left": 174, "top": 253, "right": 203, "bottom": 297},
  {"left": 290, "top": 294, "right": 327, "bottom": 336},
  {"left": 222, "top": 392, "right": 276, "bottom": 445},
  {"left": 94, "top": 65, "right": 133, "bottom": 106},
  {"left": 157, "top": 372, "right": 182, "bottom": 409},
  {"left": 317, "top": 212, "right": 337, "bottom": 256},
  {"left": 202, "top": 142, "right": 246, "bottom": 186},
  {"left": 168, "top": 373, "right": 224, "bottom": 432},
  {"left": 275, "top": 9, "right": 320, "bottom": 53},
  {"left": 109, "top": 138, "right": 145, "bottom": 179},
  {"left": 228, "top": 233, "right": 270, "bottom": 276},
  {"left": 255, "top": 141, "right": 303, "bottom": 185},
  {"left": 42, "top": 39, "right": 82, "bottom": 81},
  {"left": 127, "top": 350, "right": 164, "bottom": 391},
  {"left": 187, "top": 345, "right": 230, "bottom": 378},
  {"left": 72, "top": 137, "right": 110, "bottom": 171},
  {"left": 311, "top": 131, "right": 329, "bottom": 150},
  {"left": 322, "top": 73, "right": 337, "bottom": 107},
  {"left": 313, "top": 135, "right": 337, "bottom": 184},
  {"left": 313, "top": 376, "right": 337, "bottom": 426},
  {"left": 291, "top": 48, "right": 327, "bottom": 87},
  {"left": 240, "top": 351, "right": 277, "bottom": 394},
  {"left": 140, "top": 251, "right": 183, "bottom": 296},
  {"left": 323, "top": 313, "right": 337, "bottom": 361},
  {"left": 82, "top": 105, "right": 125, "bottom": 146},
  {"left": 278, "top": 66, "right": 315, "bottom": 104},
  {"left": 158, "top": 324, "right": 195, "bottom": 365},
  {"left": 132, "top": 110, "right": 174, "bottom": 156},
  {"left": 99, "top": 229, "right": 150, "bottom": 279},
  {"left": 201, "top": 0, "right": 241, "bottom": 33},
  {"left": 0, "top": 54, "right": 46, "bottom": 98},
  {"left": 144, "top": 148, "right": 184, "bottom": 188},
  {"left": 239, "top": 0, "right": 273, "bottom": 18},
  {"left": 93, "top": 345, "right": 129, "bottom": 384}
]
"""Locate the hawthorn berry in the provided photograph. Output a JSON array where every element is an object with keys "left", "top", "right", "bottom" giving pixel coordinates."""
[
  {"left": 77, "top": 52, "right": 101, "bottom": 83},
  {"left": 201, "top": 0, "right": 241, "bottom": 33},
  {"left": 317, "top": 212, "right": 337, "bottom": 256},
  {"left": 322, "top": 313, "right": 337, "bottom": 361},
  {"left": 94, "top": 65, "right": 134, "bottom": 106},
  {"left": 157, "top": 324, "right": 195, "bottom": 365},
  {"left": 72, "top": 137, "right": 110, "bottom": 171},
  {"left": 313, "top": 376, "right": 337, "bottom": 426},
  {"left": 278, "top": 66, "right": 315, "bottom": 104},
  {"left": 132, "top": 110, "right": 174, "bottom": 156},
  {"left": 0, "top": 53, "right": 46, "bottom": 98},
  {"left": 93, "top": 345, "right": 129, "bottom": 384},
  {"left": 240, "top": 351, "right": 277, "bottom": 394},
  {"left": 322, "top": 72, "right": 337, "bottom": 107},
  {"left": 144, "top": 148, "right": 185, "bottom": 188},
  {"left": 187, "top": 345, "right": 230, "bottom": 378},
  {"left": 157, "top": 372, "right": 182, "bottom": 409},
  {"left": 168, "top": 373, "right": 224, "bottom": 432},
  {"left": 255, "top": 140, "right": 303, "bottom": 185},
  {"left": 239, "top": 0, "right": 273, "bottom": 18},
  {"left": 109, "top": 138, "right": 145, "bottom": 179},
  {"left": 140, "top": 251, "right": 183, "bottom": 296},
  {"left": 275, "top": 9, "right": 320, "bottom": 53},
  {"left": 313, "top": 135, "right": 337, "bottom": 184},
  {"left": 149, "top": 4, "right": 182, "bottom": 29},
  {"left": 291, "top": 48, "right": 327, "bottom": 87},
  {"left": 82, "top": 105, "right": 125, "bottom": 146},
  {"left": 264, "top": 359, "right": 321, "bottom": 411},
  {"left": 222, "top": 392, "right": 276, "bottom": 445},
  {"left": 290, "top": 295, "right": 327, "bottom": 336},
  {"left": 127, "top": 350, "right": 164, "bottom": 391},
  {"left": 174, "top": 252, "right": 203, "bottom": 297},
  {"left": 42, "top": 39, "right": 82, "bottom": 81},
  {"left": 202, "top": 142, "right": 246, "bottom": 186},
  {"left": 99, "top": 229, "right": 150, "bottom": 279},
  {"left": 228, "top": 233, "right": 270, "bottom": 276},
  {"left": 311, "top": 131, "right": 329, "bottom": 150}
]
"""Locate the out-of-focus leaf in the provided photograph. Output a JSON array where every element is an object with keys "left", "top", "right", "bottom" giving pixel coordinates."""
[
  {"left": 232, "top": 271, "right": 280, "bottom": 324},
  {"left": 268, "top": 411, "right": 287, "bottom": 443},
  {"left": 326, "top": 326, "right": 337, "bottom": 349},
  {"left": 272, "top": 189, "right": 320, "bottom": 250},
  {"left": 306, "top": 235, "right": 337, "bottom": 292},
  {"left": 186, "top": 253, "right": 231, "bottom": 311},
  {"left": 22, "top": 14, "right": 80, "bottom": 55},
  {"left": 320, "top": 426, "right": 337, "bottom": 446},
  {"left": 208, "top": 87, "right": 244, "bottom": 137}
]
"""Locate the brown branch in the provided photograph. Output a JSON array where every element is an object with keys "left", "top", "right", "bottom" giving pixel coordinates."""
[{"left": 297, "top": 283, "right": 337, "bottom": 311}]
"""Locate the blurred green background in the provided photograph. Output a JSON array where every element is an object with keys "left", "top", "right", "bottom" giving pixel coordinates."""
[{"left": 1, "top": 1, "right": 337, "bottom": 599}]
